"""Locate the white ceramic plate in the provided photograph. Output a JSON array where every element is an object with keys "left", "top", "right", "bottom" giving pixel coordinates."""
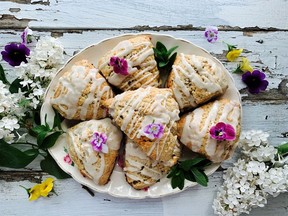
[{"left": 40, "top": 33, "right": 241, "bottom": 199}]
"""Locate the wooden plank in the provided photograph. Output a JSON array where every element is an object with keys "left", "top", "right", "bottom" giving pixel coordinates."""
[
  {"left": 0, "top": 0, "right": 287, "bottom": 29},
  {"left": 1, "top": 29, "right": 287, "bottom": 92},
  {"left": 0, "top": 173, "right": 287, "bottom": 216}
]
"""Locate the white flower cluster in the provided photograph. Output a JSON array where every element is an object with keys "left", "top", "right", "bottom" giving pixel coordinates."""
[
  {"left": 213, "top": 130, "right": 288, "bottom": 216},
  {"left": 17, "top": 36, "right": 64, "bottom": 109},
  {"left": 0, "top": 81, "right": 25, "bottom": 142}
]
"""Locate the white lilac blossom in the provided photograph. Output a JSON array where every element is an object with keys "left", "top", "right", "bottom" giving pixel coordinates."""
[
  {"left": 213, "top": 130, "right": 288, "bottom": 216},
  {"left": 0, "top": 81, "right": 25, "bottom": 142},
  {"left": 16, "top": 36, "right": 64, "bottom": 109}
]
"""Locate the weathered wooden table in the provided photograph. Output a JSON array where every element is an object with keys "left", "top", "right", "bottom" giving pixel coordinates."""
[{"left": 1, "top": 1, "right": 288, "bottom": 215}]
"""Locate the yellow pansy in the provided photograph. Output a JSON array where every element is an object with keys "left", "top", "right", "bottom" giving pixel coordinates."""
[
  {"left": 39, "top": 178, "right": 54, "bottom": 197},
  {"left": 28, "top": 184, "right": 41, "bottom": 201},
  {"left": 240, "top": 57, "right": 253, "bottom": 72},
  {"left": 226, "top": 49, "right": 243, "bottom": 62}
]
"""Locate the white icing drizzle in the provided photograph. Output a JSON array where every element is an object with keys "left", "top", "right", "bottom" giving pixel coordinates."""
[
  {"left": 110, "top": 87, "right": 180, "bottom": 161},
  {"left": 67, "top": 119, "right": 122, "bottom": 184},
  {"left": 98, "top": 38, "right": 158, "bottom": 88},
  {"left": 51, "top": 64, "right": 112, "bottom": 120},
  {"left": 180, "top": 100, "right": 240, "bottom": 162},
  {"left": 171, "top": 53, "right": 227, "bottom": 109},
  {"left": 124, "top": 139, "right": 166, "bottom": 183}
]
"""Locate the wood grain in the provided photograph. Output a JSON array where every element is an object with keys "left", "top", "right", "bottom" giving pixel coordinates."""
[{"left": 0, "top": 2, "right": 288, "bottom": 215}]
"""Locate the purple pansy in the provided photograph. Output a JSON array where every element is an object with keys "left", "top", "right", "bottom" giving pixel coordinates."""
[
  {"left": 242, "top": 70, "right": 269, "bottom": 94},
  {"left": 109, "top": 56, "right": 129, "bottom": 75},
  {"left": 144, "top": 123, "right": 164, "bottom": 139},
  {"left": 21, "top": 27, "right": 33, "bottom": 45},
  {"left": 210, "top": 122, "right": 236, "bottom": 141},
  {"left": 90, "top": 132, "right": 109, "bottom": 154},
  {"left": 204, "top": 26, "right": 218, "bottom": 43},
  {"left": 1, "top": 43, "right": 30, "bottom": 66}
]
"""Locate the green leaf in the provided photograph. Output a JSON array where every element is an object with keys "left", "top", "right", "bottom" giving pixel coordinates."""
[
  {"left": 171, "top": 174, "right": 185, "bottom": 190},
  {"left": 167, "top": 46, "right": 179, "bottom": 58},
  {"left": 53, "top": 109, "right": 63, "bottom": 130},
  {"left": 0, "top": 140, "right": 38, "bottom": 168},
  {"left": 0, "top": 64, "right": 9, "bottom": 84},
  {"left": 232, "top": 65, "right": 243, "bottom": 74},
  {"left": 167, "top": 165, "right": 178, "bottom": 178},
  {"left": 167, "top": 52, "right": 177, "bottom": 68},
  {"left": 159, "top": 61, "right": 168, "bottom": 68},
  {"left": 37, "top": 131, "right": 49, "bottom": 146},
  {"left": 32, "top": 124, "right": 50, "bottom": 135},
  {"left": 180, "top": 157, "right": 207, "bottom": 171},
  {"left": 277, "top": 142, "right": 288, "bottom": 156},
  {"left": 40, "top": 131, "right": 62, "bottom": 149},
  {"left": 9, "top": 78, "right": 23, "bottom": 93},
  {"left": 41, "top": 153, "right": 71, "bottom": 179},
  {"left": 156, "top": 41, "right": 167, "bottom": 54},
  {"left": 191, "top": 167, "right": 208, "bottom": 187},
  {"left": 183, "top": 170, "right": 196, "bottom": 182}
]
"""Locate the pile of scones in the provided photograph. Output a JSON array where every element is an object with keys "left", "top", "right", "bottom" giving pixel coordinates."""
[{"left": 50, "top": 35, "right": 241, "bottom": 190}]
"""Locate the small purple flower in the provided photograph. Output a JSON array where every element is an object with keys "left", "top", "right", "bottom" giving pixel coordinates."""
[
  {"left": 204, "top": 26, "right": 218, "bottom": 43},
  {"left": 144, "top": 123, "right": 164, "bottom": 139},
  {"left": 1, "top": 43, "right": 30, "bottom": 66},
  {"left": 21, "top": 27, "right": 33, "bottom": 44},
  {"left": 210, "top": 122, "right": 236, "bottom": 141},
  {"left": 109, "top": 56, "right": 129, "bottom": 75},
  {"left": 90, "top": 132, "right": 108, "bottom": 154},
  {"left": 242, "top": 70, "right": 269, "bottom": 94}
]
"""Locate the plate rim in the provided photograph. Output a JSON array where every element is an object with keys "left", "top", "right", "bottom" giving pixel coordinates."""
[{"left": 41, "top": 32, "right": 242, "bottom": 199}]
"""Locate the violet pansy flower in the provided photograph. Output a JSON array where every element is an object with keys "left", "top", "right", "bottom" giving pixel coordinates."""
[
  {"left": 204, "top": 26, "right": 218, "bottom": 43},
  {"left": 144, "top": 122, "right": 164, "bottom": 139},
  {"left": 109, "top": 56, "right": 129, "bottom": 75},
  {"left": 242, "top": 70, "right": 269, "bottom": 94},
  {"left": 90, "top": 132, "right": 109, "bottom": 154},
  {"left": 1, "top": 43, "right": 30, "bottom": 67},
  {"left": 21, "top": 27, "right": 33, "bottom": 45},
  {"left": 210, "top": 122, "right": 236, "bottom": 141}
]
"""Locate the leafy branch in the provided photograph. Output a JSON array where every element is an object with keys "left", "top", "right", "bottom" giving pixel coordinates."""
[
  {"left": 167, "top": 157, "right": 212, "bottom": 190},
  {"left": 0, "top": 110, "right": 70, "bottom": 179},
  {"left": 153, "top": 41, "right": 178, "bottom": 86}
]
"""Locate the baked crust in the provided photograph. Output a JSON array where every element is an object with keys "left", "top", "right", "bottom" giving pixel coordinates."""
[
  {"left": 177, "top": 99, "right": 241, "bottom": 163},
  {"left": 103, "top": 86, "right": 181, "bottom": 166},
  {"left": 98, "top": 36, "right": 161, "bottom": 91},
  {"left": 51, "top": 60, "right": 114, "bottom": 120},
  {"left": 167, "top": 53, "right": 228, "bottom": 111},
  {"left": 66, "top": 119, "right": 123, "bottom": 185},
  {"left": 124, "top": 138, "right": 171, "bottom": 190}
]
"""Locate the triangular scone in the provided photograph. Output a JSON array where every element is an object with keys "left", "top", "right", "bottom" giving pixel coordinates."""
[
  {"left": 103, "top": 86, "right": 181, "bottom": 166},
  {"left": 98, "top": 35, "right": 161, "bottom": 91},
  {"left": 51, "top": 60, "right": 114, "bottom": 120},
  {"left": 66, "top": 119, "right": 123, "bottom": 185},
  {"left": 124, "top": 138, "right": 171, "bottom": 190},
  {"left": 177, "top": 99, "right": 241, "bottom": 163},
  {"left": 167, "top": 53, "right": 228, "bottom": 111}
]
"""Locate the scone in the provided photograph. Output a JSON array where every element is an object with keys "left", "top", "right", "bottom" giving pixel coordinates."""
[
  {"left": 167, "top": 53, "right": 228, "bottom": 110},
  {"left": 51, "top": 60, "right": 114, "bottom": 120},
  {"left": 98, "top": 35, "right": 161, "bottom": 91},
  {"left": 66, "top": 119, "right": 123, "bottom": 185},
  {"left": 177, "top": 99, "right": 241, "bottom": 163},
  {"left": 124, "top": 138, "right": 171, "bottom": 190},
  {"left": 103, "top": 86, "right": 181, "bottom": 166}
]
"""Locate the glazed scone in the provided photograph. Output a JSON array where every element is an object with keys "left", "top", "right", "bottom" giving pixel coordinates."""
[
  {"left": 51, "top": 60, "right": 114, "bottom": 120},
  {"left": 103, "top": 86, "right": 181, "bottom": 166},
  {"left": 124, "top": 138, "right": 171, "bottom": 190},
  {"left": 167, "top": 53, "right": 228, "bottom": 110},
  {"left": 177, "top": 99, "right": 241, "bottom": 163},
  {"left": 66, "top": 119, "right": 123, "bottom": 185},
  {"left": 98, "top": 35, "right": 161, "bottom": 91}
]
